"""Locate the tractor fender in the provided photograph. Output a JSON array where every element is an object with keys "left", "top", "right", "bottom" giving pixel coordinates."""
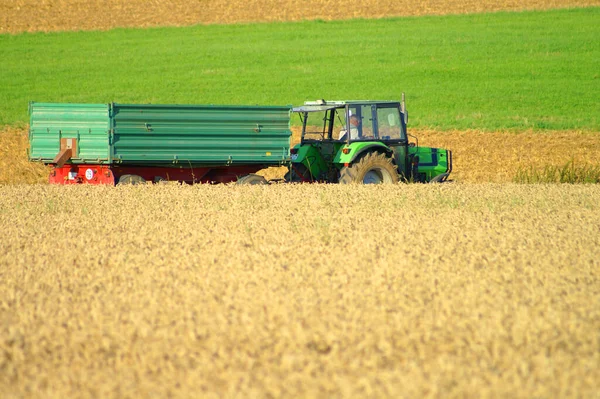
[
  {"left": 291, "top": 143, "right": 311, "bottom": 163},
  {"left": 334, "top": 142, "right": 393, "bottom": 165},
  {"left": 291, "top": 143, "right": 327, "bottom": 179}
]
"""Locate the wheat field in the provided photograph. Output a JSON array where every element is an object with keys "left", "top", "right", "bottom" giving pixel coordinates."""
[
  {"left": 1, "top": 184, "right": 598, "bottom": 397},
  {"left": 2, "top": 1, "right": 599, "bottom": 396}
]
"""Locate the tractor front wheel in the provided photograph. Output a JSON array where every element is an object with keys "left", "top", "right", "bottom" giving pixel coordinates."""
[{"left": 339, "top": 152, "right": 399, "bottom": 184}]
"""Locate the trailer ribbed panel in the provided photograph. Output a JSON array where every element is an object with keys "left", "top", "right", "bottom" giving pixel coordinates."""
[
  {"left": 29, "top": 103, "right": 110, "bottom": 162},
  {"left": 29, "top": 103, "right": 291, "bottom": 167},
  {"left": 112, "top": 104, "right": 291, "bottom": 165}
]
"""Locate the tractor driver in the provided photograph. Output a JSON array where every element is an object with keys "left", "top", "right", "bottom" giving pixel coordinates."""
[{"left": 338, "top": 114, "right": 360, "bottom": 140}]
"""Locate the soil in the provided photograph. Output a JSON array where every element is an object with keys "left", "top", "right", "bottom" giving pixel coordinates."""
[{"left": 2, "top": 0, "right": 599, "bottom": 34}]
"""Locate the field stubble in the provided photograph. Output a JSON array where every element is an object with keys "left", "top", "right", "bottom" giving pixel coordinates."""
[
  {"left": 3, "top": 126, "right": 600, "bottom": 184},
  {"left": 259, "top": 127, "right": 600, "bottom": 183},
  {"left": 2, "top": 0, "right": 599, "bottom": 34},
  {"left": 0, "top": 184, "right": 599, "bottom": 397}
]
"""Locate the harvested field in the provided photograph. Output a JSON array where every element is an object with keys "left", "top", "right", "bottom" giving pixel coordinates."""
[
  {"left": 414, "top": 129, "right": 600, "bottom": 183},
  {"left": 1, "top": 184, "right": 599, "bottom": 397},
  {"left": 4, "top": 126, "right": 600, "bottom": 184},
  {"left": 2, "top": 0, "right": 599, "bottom": 34},
  {"left": 258, "top": 127, "right": 600, "bottom": 183},
  {"left": 0, "top": 127, "right": 48, "bottom": 185}
]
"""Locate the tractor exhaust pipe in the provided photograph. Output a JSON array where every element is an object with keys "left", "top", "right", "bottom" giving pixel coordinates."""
[{"left": 401, "top": 92, "right": 408, "bottom": 124}]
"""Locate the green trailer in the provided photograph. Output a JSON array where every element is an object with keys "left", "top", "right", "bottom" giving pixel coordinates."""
[{"left": 29, "top": 102, "right": 291, "bottom": 184}]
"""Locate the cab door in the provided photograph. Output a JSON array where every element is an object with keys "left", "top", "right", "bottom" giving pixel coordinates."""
[{"left": 375, "top": 104, "right": 409, "bottom": 178}]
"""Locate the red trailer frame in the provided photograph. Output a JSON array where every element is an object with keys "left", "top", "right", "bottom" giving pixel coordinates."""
[{"left": 49, "top": 164, "right": 268, "bottom": 185}]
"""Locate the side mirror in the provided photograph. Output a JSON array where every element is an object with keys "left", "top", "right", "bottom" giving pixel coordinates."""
[{"left": 408, "top": 133, "right": 418, "bottom": 149}]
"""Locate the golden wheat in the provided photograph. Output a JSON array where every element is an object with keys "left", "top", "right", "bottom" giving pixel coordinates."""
[{"left": 1, "top": 184, "right": 598, "bottom": 398}]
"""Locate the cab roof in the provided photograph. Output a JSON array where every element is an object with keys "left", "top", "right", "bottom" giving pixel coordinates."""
[{"left": 292, "top": 100, "right": 400, "bottom": 113}]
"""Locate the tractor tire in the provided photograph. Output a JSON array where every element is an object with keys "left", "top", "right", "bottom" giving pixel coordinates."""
[
  {"left": 117, "top": 174, "right": 147, "bottom": 185},
  {"left": 236, "top": 174, "right": 268, "bottom": 185},
  {"left": 339, "top": 152, "right": 399, "bottom": 184},
  {"left": 285, "top": 163, "right": 312, "bottom": 182}
]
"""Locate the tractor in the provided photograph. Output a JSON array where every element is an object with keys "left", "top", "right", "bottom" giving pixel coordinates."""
[{"left": 286, "top": 95, "right": 452, "bottom": 184}]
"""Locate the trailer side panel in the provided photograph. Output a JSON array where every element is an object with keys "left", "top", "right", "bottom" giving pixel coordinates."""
[{"left": 111, "top": 104, "right": 291, "bottom": 166}]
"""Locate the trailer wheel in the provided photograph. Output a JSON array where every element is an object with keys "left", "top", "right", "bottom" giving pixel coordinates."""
[
  {"left": 236, "top": 174, "right": 268, "bottom": 185},
  {"left": 117, "top": 174, "right": 147, "bottom": 185},
  {"left": 339, "top": 152, "right": 399, "bottom": 184}
]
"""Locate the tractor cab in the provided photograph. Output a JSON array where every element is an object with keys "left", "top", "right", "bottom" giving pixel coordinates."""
[
  {"left": 287, "top": 97, "right": 452, "bottom": 184},
  {"left": 294, "top": 100, "right": 407, "bottom": 144}
]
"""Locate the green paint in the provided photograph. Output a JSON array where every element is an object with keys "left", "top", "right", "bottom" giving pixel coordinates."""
[
  {"left": 291, "top": 100, "right": 451, "bottom": 182},
  {"left": 29, "top": 103, "right": 291, "bottom": 166},
  {"left": 409, "top": 146, "right": 452, "bottom": 181},
  {"left": 333, "top": 142, "right": 391, "bottom": 165},
  {"left": 292, "top": 144, "right": 328, "bottom": 180}
]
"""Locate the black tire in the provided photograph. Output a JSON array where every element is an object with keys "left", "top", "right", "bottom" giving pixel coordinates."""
[
  {"left": 236, "top": 174, "right": 268, "bottom": 185},
  {"left": 117, "top": 174, "right": 147, "bottom": 185},
  {"left": 339, "top": 152, "right": 399, "bottom": 184},
  {"left": 285, "top": 163, "right": 312, "bottom": 182}
]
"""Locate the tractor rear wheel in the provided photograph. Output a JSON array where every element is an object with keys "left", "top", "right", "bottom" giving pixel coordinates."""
[
  {"left": 236, "top": 174, "right": 268, "bottom": 185},
  {"left": 339, "top": 152, "right": 399, "bottom": 184}
]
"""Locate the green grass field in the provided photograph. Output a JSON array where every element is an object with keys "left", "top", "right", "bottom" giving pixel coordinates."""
[{"left": 1, "top": 7, "right": 598, "bottom": 130}]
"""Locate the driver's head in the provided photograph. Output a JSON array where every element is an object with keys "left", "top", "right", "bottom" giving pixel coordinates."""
[{"left": 349, "top": 115, "right": 360, "bottom": 127}]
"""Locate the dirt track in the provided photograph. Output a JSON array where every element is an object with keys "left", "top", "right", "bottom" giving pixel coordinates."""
[{"left": 2, "top": 0, "right": 599, "bottom": 34}]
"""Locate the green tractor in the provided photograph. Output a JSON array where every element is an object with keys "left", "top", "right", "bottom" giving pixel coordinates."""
[{"left": 286, "top": 96, "right": 452, "bottom": 184}]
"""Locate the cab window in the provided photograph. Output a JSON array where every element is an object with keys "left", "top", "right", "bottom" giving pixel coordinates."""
[
  {"left": 302, "top": 110, "right": 328, "bottom": 141},
  {"left": 346, "top": 105, "right": 375, "bottom": 141},
  {"left": 303, "top": 108, "right": 346, "bottom": 141},
  {"left": 376, "top": 106, "right": 403, "bottom": 140}
]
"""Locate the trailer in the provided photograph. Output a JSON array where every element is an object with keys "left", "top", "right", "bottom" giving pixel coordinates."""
[{"left": 28, "top": 102, "right": 291, "bottom": 185}]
